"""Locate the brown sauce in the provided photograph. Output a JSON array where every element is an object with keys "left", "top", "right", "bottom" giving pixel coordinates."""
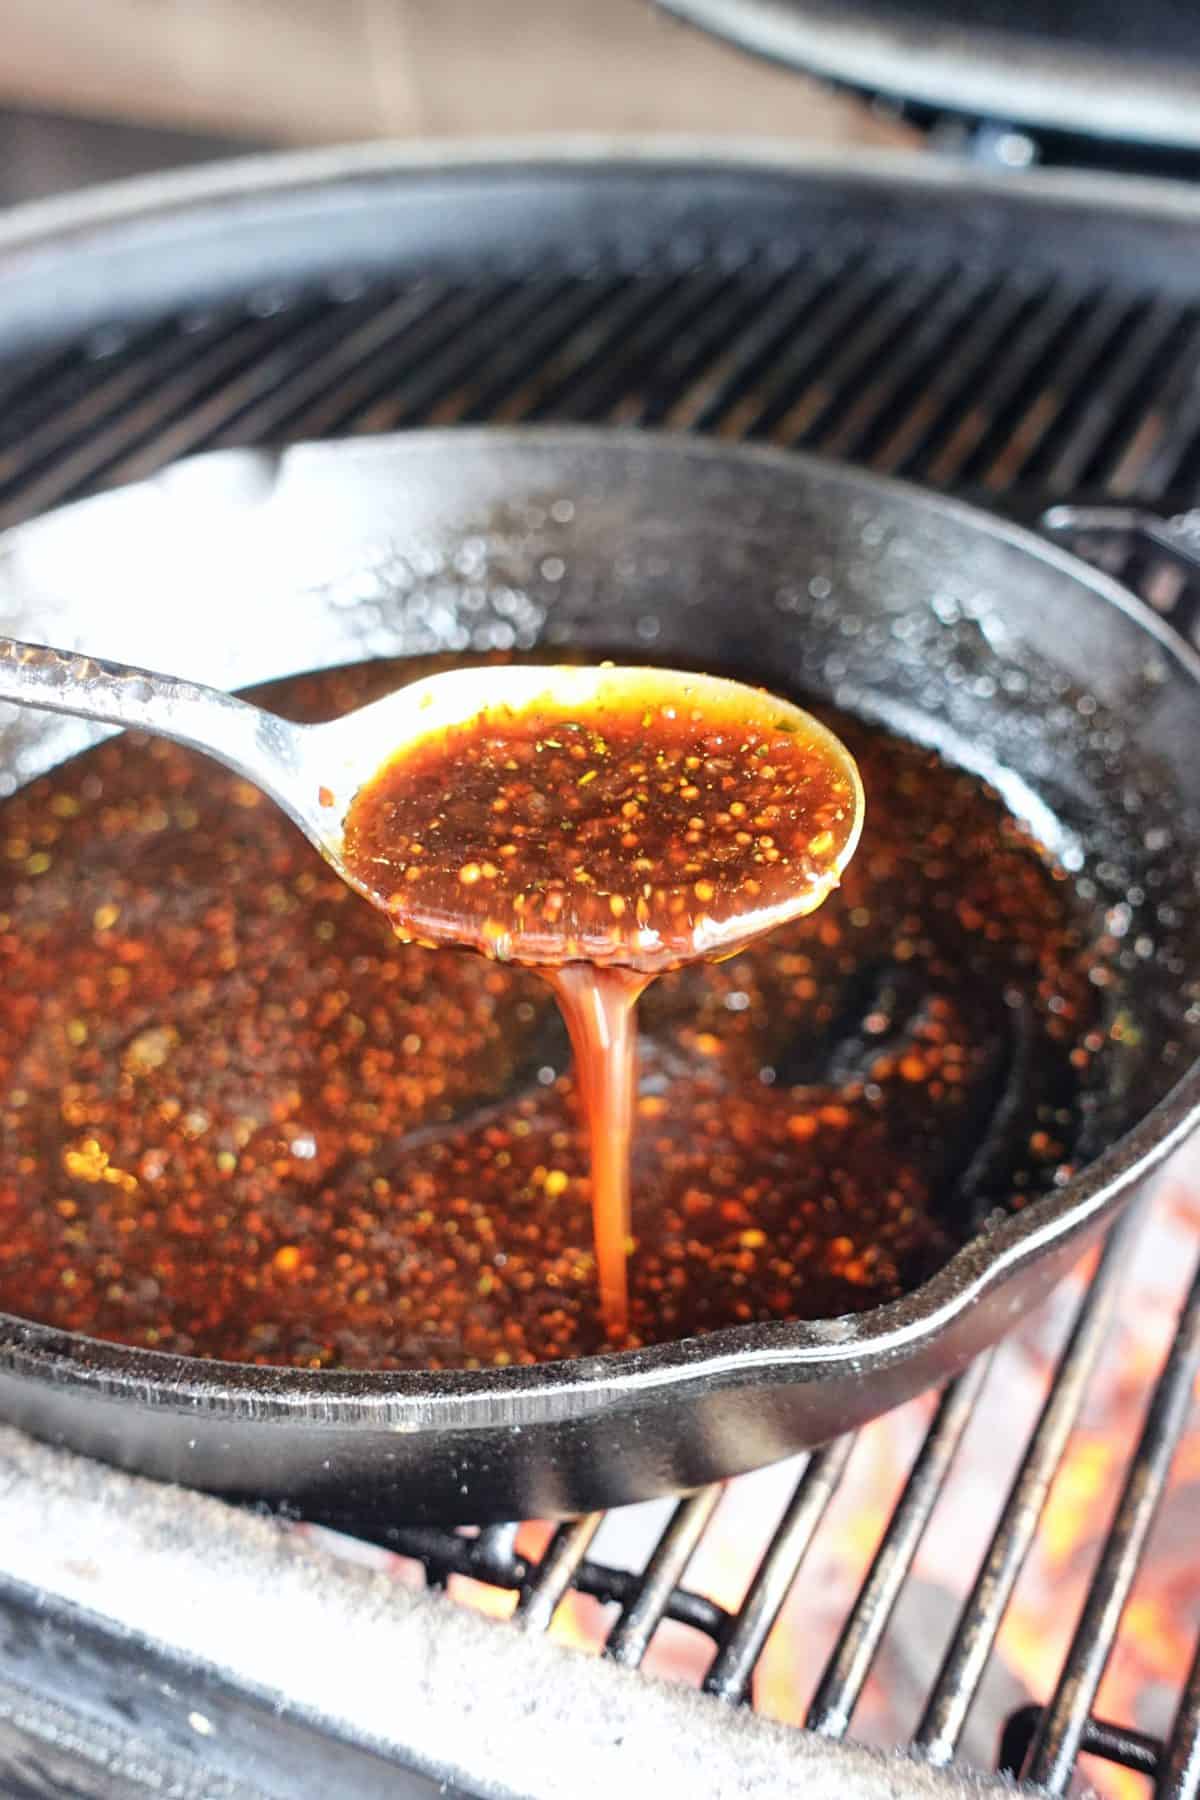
[
  {"left": 341, "top": 680, "right": 858, "bottom": 970},
  {"left": 0, "top": 656, "right": 1111, "bottom": 1369},
  {"left": 341, "top": 676, "right": 860, "bottom": 1333},
  {"left": 539, "top": 963, "right": 644, "bottom": 1335}
]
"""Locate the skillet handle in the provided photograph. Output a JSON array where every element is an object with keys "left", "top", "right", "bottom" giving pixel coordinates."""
[
  {"left": 1038, "top": 503, "right": 1200, "bottom": 648},
  {"left": 1040, "top": 503, "right": 1200, "bottom": 578}
]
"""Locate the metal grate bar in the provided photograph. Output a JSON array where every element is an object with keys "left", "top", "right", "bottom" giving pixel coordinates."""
[
  {"left": 470, "top": 1523, "right": 523, "bottom": 1582},
  {"left": 662, "top": 259, "right": 844, "bottom": 432},
  {"left": 253, "top": 283, "right": 517, "bottom": 445},
  {"left": 345, "top": 278, "right": 576, "bottom": 436},
  {"left": 515, "top": 1515, "right": 604, "bottom": 1634},
  {"left": 504, "top": 270, "right": 705, "bottom": 423},
  {"left": 0, "top": 255, "right": 1196, "bottom": 526},
  {"left": 383, "top": 1523, "right": 526, "bottom": 1590},
  {"left": 428, "top": 276, "right": 632, "bottom": 426},
  {"left": 606, "top": 1487, "right": 724, "bottom": 1667},
  {"left": 501, "top": 268, "right": 731, "bottom": 427},
  {"left": 702, "top": 1435, "right": 856, "bottom": 1705},
  {"left": 1024, "top": 1252, "right": 1200, "bottom": 1793},
  {"left": 806, "top": 1358, "right": 992, "bottom": 1739},
  {"left": 981, "top": 290, "right": 1140, "bottom": 492},
  {"left": 385, "top": 1521, "right": 731, "bottom": 1637},
  {"left": 1159, "top": 1630, "right": 1200, "bottom": 1800},
  {"left": 194, "top": 281, "right": 453, "bottom": 451},
  {"left": 870, "top": 277, "right": 1044, "bottom": 478},
  {"left": 0, "top": 321, "right": 197, "bottom": 466},
  {"left": 769, "top": 265, "right": 951, "bottom": 448},
  {"left": 924, "top": 283, "right": 1086, "bottom": 487},
  {"left": 0, "top": 342, "right": 114, "bottom": 441},
  {"left": 0, "top": 305, "right": 333, "bottom": 527},
  {"left": 0, "top": 316, "right": 231, "bottom": 487},
  {"left": 1137, "top": 361, "right": 1200, "bottom": 504},
  {"left": 1038, "top": 298, "right": 1188, "bottom": 494},
  {"left": 1102, "top": 311, "right": 1200, "bottom": 496},
  {"left": 1000, "top": 1706, "right": 1163, "bottom": 1781},
  {"left": 610, "top": 262, "right": 786, "bottom": 427},
  {"left": 707, "top": 254, "right": 882, "bottom": 441},
  {"left": 815, "top": 267, "right": 998, "bottom": 464},
  {"left": 99, "top": 287, "right": 451, "bottom": 489},
  {"left": 913, "top": 1207, "right": 1138, "bottom": 1762},
  {"left": 490, "top": 273, "right": 692, "bottom": 424},
  {"left": 572, "top": 270, "right": 749, "bottom": 426}
]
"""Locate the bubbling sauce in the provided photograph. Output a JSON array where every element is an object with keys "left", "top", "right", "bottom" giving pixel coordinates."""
[
  {"left": 0, "top": 656, "right": 1112, "bottom": 1370},
  {"left": 341, "top": 673, "right": 861, "bottom": 1331}
]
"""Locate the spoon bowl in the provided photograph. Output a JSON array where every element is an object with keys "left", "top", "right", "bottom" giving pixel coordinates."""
[{"left": 0, "top": 641, "right": 863, "bottom": 968}]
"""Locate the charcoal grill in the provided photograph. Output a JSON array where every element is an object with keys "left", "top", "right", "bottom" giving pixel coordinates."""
[{"left": 1, "top": 141, "right": 1200, "bottom": 1797}]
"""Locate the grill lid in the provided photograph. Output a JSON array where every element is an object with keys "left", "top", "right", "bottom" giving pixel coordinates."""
[{"left": 659, "top": 0, "right": 1200, "bottom": 165}]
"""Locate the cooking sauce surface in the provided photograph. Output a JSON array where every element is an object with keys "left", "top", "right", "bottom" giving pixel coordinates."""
[{"left": 0, "top": 656, "right": 1111, "bottom": 1369}]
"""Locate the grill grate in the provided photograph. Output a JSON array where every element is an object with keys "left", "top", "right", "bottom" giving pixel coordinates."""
[
  {"left": 378, "top": 1198, "right": 1200, "bottom": 1793},
  {"left": 7, "top": 253, "right": 1200, "bottom": 530},
  {"left": 913, "top": 1218, "right": 1133, "bottom": 1762},
  {"left": 1, "top": 173, "right": 1199, "bottom": 1795}
]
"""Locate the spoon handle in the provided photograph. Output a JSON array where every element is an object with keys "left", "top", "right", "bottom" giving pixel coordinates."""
[{"left": 0, "top": 635, "right": 304, "bottom": 793}]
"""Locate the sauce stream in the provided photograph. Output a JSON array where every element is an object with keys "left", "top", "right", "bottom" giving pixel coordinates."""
[{"left": 544, "top": 964, "right": 646, "bottom": 1333}]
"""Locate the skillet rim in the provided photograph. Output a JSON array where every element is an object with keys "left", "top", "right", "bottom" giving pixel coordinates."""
[{"left": 1, "top": 425, "right": 1197, "bottom": 1427}]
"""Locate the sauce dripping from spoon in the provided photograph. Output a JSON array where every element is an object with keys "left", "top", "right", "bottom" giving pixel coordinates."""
[{"left": 341, "top": 667, "right": 863, "bottom": 1337}]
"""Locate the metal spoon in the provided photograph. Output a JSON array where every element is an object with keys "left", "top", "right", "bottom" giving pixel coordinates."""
[{"left": 0, "top": 638, "right": 863, "bottom": 952}]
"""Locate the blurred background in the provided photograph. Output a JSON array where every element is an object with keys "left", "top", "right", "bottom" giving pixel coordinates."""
[{"left": 0, "top": 0, "right": 915, "bottom": 208}]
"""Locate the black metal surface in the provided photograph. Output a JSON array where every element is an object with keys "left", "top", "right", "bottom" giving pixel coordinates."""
[
  {"left": 998, "top": 1707, "right": 1164, "bottom": 1783},
  {"left": 835, "top": 0, "right": 1200, "bottom": 59},
  {"left": 659, "top": 0, "right": 1200, "bottom": 164},
  {"left": 0, "top": 148, "right": 1198, "bottom": 1792},
  {"left": 386, "top": 1519, "right": 730, "bottom": 1640}
]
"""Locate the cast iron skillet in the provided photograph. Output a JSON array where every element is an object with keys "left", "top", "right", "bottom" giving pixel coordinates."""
[{"left": 1, "top": 429, "right": 1198, "bottom": 1530}]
